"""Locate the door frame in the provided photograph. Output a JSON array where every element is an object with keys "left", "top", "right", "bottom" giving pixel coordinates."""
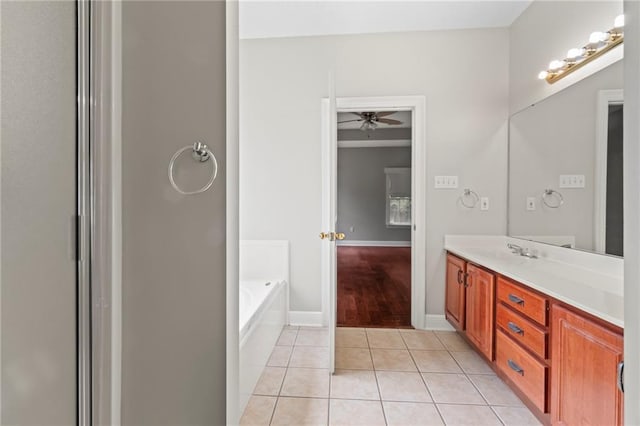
[
  {"left": 321, "top": 96, "right": 427, "bottom": 329},
  {"left": 594, "top": 89, "right": 623, "bottom": 253}
]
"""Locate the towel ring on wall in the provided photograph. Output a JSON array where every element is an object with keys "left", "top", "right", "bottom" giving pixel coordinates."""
[
  {"left": 460, "top": 188, "right": 480, "bottom": 208},
  {"left": 168, "top": 142, "right": 218, "bottom": 195},
  {"left": 542, "top": 189, "right": 564, "bottom": 208}
]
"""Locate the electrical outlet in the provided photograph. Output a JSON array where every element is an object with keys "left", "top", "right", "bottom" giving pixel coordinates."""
[
  {"left": 480, "top": 197, "right": 489, "bottom": 211},
  {"left": 559, "top": 174, "right": 586, "bottom": 188},
  {"left": 526, "top": 197, "right": 536, "bottom": 211},
  {"left": 434, "top": 175, "right": 459, "bottom": 189}
]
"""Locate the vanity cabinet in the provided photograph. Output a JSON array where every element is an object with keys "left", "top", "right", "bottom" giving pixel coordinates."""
[
  {"left": 465, "top": 264, "right": 495, "bottom": 360},
  {"left": 495, "top": 276, "right": 550, "bottom": 413},
  {"left": 444, "top": 251, "right": 624, "bottom": 426},
  {"left": 445, "top": 254, "right": 495, "bottom": 359},
  {"left": 445, "top": 254, "right": 466, "bottom": 331},
  {"left": 550, "top": 304, "right": 624, "bottom": 426}
]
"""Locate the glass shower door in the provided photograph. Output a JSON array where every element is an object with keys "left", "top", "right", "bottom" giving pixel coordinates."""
[{"left": 1, "top": 2, "right": 78, "bottom": 424}]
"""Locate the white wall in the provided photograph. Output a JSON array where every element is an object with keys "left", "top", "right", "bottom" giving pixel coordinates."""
[
  {"left": 240, "top": 29, "right": 509, "bottom": 316},
  {"left": 510, "top": 1, "right": 623, "bottom": 114},
  {"left": 509, "top": 60, "right": 623, "bottom": 251}
]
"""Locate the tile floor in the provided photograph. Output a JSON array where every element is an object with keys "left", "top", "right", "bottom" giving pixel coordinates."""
[{"left": 240, "top": 327, "right": 542, "bottom": 426}]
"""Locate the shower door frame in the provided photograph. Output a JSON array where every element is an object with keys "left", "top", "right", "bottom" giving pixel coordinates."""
[
  {"left": 77, "top": 1, "right": 123, "bottom": 425},
  {"left": 77, "top": 1, "right": 93, "bottom": 424}
]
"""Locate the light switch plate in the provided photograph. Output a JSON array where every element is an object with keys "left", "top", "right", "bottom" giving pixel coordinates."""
[
  {"left": 480, "top": 197, "right": 489, "bottom": 211},
  {"left": 434, "top": 175, "right": 459, "bottom": 189},
  {"left": 559, "top": 174, "right": 586, "bottom": 188},
  {"left": 526, "top": 197, "right": 536, "bottom": 211}
]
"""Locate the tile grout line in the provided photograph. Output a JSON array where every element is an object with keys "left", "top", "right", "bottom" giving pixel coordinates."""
[
  {"left": 410, "top": 336, "right": 448, "bottom": 426},
  {"left": 437, "top": 331, "right": 516, "bottom": 425},
  {"left": 365, "top": 328, "right": 390, "bottom": 426},
  {"left": 268, "top": 326, "right": 299, "bottom": 425},
  {"left": 489, "top": 405, "right": 508, "bottom": 426}
]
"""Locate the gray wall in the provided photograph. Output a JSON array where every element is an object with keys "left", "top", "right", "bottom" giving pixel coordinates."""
[
  {"left": 623, "top": 2, "right": 640, "bottom": 421},
  {"left": 121, "top": 2, "right": 227, "bottom": 425},
  {"left": 1, "top": 2, "right": 77, "bottom": 424},
  {"left": 337, "top": 147, "right": 411, "bottom": 242}
]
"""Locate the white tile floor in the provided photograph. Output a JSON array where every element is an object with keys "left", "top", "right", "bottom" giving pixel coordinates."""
[{"left": 240, "top": 327, "right": 542, "bottom": 426}]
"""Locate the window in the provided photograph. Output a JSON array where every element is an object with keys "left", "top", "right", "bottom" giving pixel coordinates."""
[{"left": 385, "top": 167, "right": 411, "bottom": 227}]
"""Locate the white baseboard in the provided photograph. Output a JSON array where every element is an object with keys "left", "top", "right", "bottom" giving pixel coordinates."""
[
  {"left": 288, "top": 311, "right": 324, "bottom": 327},
  {"left": 337, "top": 240, "right": 411, "bottom": 247},
  {"left": 424, "top": 314, "right": 455, "bottom": 331}
]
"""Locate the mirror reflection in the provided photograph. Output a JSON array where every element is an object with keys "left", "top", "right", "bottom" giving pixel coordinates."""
[{"left": 508, "top": 60, "right": 623, "bottom": 256}]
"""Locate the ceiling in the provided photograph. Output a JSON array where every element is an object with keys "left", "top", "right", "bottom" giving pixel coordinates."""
[
  {"left": 240, "top": 1, "right": 533, "bottom": 40},
  {"left": 338, "top": 111, "right": 412, "bottom": 129}
]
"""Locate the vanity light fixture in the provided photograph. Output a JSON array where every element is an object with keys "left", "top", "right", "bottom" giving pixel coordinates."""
[{"left": 538, "top": 15, "right": 624, "bottom": 84}]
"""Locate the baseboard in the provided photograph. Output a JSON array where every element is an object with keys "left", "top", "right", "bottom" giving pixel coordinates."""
[
  {"left": 288, "top": 311, "right": 324, "bottom": 327},
  {"left": 337, "top": 240, "right": 411, "bottom": 247},
  {"left": 424, "top": 314, "right": 455, "bottom": 331}
]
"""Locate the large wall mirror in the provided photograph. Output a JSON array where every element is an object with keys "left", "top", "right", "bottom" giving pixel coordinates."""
[{"left": 508, "top": 59, "right": 623, "bottom": 257}]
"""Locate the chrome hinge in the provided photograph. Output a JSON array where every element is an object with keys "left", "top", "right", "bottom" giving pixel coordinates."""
[
  {"left": 617, "top": 361, "right": 624, "bottom": 393},
  {"left": 69, "top": 215, "right": 79, "bottom": 261}
]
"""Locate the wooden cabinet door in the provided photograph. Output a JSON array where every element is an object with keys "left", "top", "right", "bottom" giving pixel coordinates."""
[
  {"left": 551, "top": 305, "right": 623, "bottom": 426},
  {"left": 445, "top": 254, "right": 466, "bottom": 331},
  {"left": 465, "top": 264, "right": 495, "bottom": 360}
]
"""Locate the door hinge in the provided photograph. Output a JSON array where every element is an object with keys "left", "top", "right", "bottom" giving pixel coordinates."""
[
  {"left": 70, "top": 214, "right": 79, "bottom": 261},
  {"left": 617, "top": 361, "right": 624, "bottom": 393}
]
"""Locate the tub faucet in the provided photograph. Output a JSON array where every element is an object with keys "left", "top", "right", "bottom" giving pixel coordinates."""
[{"left": 507, "top": 243, "right": 538, "bottom": 259}]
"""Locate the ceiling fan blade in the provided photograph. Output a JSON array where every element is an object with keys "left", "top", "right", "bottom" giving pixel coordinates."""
[
  {"left": 375, "top": 111, "right": 396, "bottom": 118},
  {"left": 377, "top": 118, "right": 403, "bottom": 125},
  {"left": 350, "top": 112, "right": 364, "bottom": 117},
  {"left": 338, "top": 119, "right": 363, "bottom": 124}
]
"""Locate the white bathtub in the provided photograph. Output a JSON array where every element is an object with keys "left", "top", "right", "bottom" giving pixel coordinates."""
[
  {"left": 239, "top": 241, "right": 289, "bottom": 416},
  {"left": 239, "top": 280, "right": 286, "bottom": 345}
]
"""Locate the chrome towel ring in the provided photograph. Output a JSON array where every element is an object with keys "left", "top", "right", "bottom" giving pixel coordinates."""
[
  {"left": 542, "top": 189, "right": 564, "bottom": 208},
  {"left": 168, "top": 142, "right": 218, "bottom": 195},
  {"left": 460, "top": 188, "right": 480, "bottom": 208}
]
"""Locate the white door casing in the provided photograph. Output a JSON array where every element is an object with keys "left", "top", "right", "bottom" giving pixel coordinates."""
[
  {"left": 321, "top": 96, "right": 427, "bottom": 345},
  {"left": 594, "top": 89, "right": 623, "bottom": 253}
]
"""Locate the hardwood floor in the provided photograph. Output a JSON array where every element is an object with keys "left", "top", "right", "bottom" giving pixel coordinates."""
[{"left": 337, "top": 246, "right": 412, "bottom": 328}]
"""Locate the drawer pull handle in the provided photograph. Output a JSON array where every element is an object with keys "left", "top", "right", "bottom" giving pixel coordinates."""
[
  {"left": 457, "top": 269, "right": 463, "bottom": 285},
  {"left": 507, "top": 321, "right": 524, "bottom": 335},
  {"left": 508, "top": 294, "right": 525, "bottom": 305},
  {"left": 617, "top": 361, "right": 624, "bottom": 393},
  {"left": 507, "top": 359, "right": 524, "bottom": 376}
]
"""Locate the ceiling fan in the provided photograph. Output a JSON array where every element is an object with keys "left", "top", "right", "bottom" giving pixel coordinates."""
[{"left": 338, "top": 111, "right": 403, "bottom": 131}]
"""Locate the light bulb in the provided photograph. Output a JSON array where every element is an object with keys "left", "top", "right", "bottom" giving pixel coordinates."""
[
  {"left": 538, "top": 71, "right": 549, "bottom": 80},
  {"left": 614, "top": 14, "right": 624, "bottom": 29},
  {"left": 567, "top": 48, "right": 584, "bottom": 60},
  {"left": 589, "top": 31, "right": 608, "bottom": 44},
  {"left": 549, "top": 60, "right": 565, "bottom": 71}
]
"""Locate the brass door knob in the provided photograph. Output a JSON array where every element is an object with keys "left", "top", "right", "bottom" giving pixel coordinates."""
[
  {"left": 335, "top": 232, "right": 346, "bottom": 240},
  {"left": 319, "top": 232, "right": 330, "bottom": 240}
]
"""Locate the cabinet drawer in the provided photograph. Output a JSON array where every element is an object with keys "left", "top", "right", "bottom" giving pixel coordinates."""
[
  {"left": 496, "top": 303, "right": 547, "bottom": 360},
  {"left": 497, "top": 277, "right": 548, "bottom": 326},
  {"left": 496, "top": 330, "right": 547, "bottom": 412}
]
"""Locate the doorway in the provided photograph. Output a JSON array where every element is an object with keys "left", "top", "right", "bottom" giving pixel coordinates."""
[
  {"left": 321, "top": 96, "right": 427, "bottom": 368},
  {"left": 336, "top": 111, "right": 413, "bottom": 328},
  {"left": 595, "top": 89, "right": 624, "bottom": 256}
]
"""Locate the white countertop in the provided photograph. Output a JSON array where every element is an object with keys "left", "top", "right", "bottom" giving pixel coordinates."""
[{"left": 444, "top": 235, "right": 624, "bottom": 328}]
